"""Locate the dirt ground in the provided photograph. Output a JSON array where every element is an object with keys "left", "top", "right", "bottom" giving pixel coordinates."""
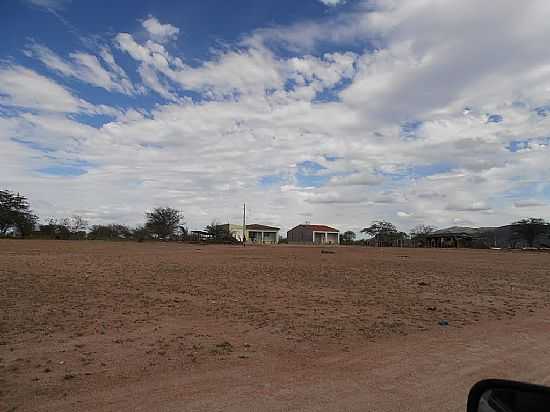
[{"left": 1, "top": 240, "right": 550, "bottom": 411}]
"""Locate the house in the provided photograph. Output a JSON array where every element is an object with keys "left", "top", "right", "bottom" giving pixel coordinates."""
[
  {"left": 287, "top": 224, "right": 340, "bottom": 245},
  {"left": 245, "top": 224, "right": 280, "bottom": 244},
  {"left": 218, "top": 224, "right": 245, "bottom": 241},
  {"left": 423, "top": 227, "right": 478, "bottom": 248},
  {"left": 217, "top": 223, "right": 280, "bottom": 244}
]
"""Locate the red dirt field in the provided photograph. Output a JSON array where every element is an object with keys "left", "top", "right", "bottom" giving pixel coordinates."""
[{"left": 1, "top": 240, "right": 550, "bottom": 411}]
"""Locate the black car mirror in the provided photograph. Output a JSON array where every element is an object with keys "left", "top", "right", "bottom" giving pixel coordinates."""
[{"left": 467, "top": 379, "right": 550, "bottom": 412}]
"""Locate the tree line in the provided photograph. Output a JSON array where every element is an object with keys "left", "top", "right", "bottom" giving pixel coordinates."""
[
  {"left": 0, "top": 189, "right": 237, "bottom": 242},
  {"left": 1, "top": 189, "right": 549, "bottom": 247},
  {"left": 339, "top": 222, "right": 436, "bottom": 246}
]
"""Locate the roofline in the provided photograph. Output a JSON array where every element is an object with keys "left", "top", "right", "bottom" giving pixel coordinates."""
[{"left": 289, "top": 224, "right": 340, "bottom": 232}]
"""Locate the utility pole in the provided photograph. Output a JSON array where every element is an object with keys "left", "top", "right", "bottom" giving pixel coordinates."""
[{"left": 242, "top": 203, "right": 246, "bottom": 247}]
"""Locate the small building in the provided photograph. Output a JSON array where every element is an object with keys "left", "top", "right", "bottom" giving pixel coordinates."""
[
  {"left": 217, "top": 223, "right": 280, "bottom": 244},
  {"left": 287, "top": 224, "right": 340, "bottom": 245},
  {"left": 219, "top": 224, "right": 246, "bottom": 241},
  {"left": 424, "top": 227, "right": 476, "bottom": 248},
  {"left": 246, "top": 224, "right": 280, "bottom": 244}
]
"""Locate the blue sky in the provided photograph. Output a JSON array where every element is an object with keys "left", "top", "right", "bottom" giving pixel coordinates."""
[{"left": 1, "top": 0, "right": 549, "bottom": 232}]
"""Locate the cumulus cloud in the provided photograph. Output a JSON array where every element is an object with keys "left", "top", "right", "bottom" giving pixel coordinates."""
[
  {"left": 116, "top": 31, "right": 284, "bottom": 98},
  {"left": 142, "top": 16, "right": 180, "bottom": 43},
  {"left": 2, "top": 5, "right": 550, "bottom": 231}
]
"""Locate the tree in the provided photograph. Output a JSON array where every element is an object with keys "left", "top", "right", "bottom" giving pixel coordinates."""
[
  {"left": 145, "top": 207, "right": 183, "bottom": 239},
  {"left": 410, "top": 224, "right": 436, "bottom": 239},
  {"left": 88, "top": 224, "right": 131, "bottom": 240},
  {"left": 65, "top": 215, "right": 88, "bottom": 234},
  {"left": 40, "top": 215, "right": 88, "bottom": 239},
  {"left": 409, "top": 224, "right": 436, "bottom": 247},
  {"left": 361, "top": 220, "right": 397, "bottom": 239},
  {"left": 511, "top": 218, "right": 550, "bottom": 247},
  {"left": 340, "top": 230, "right": 356, "bottom": 245},
  {"left": 59, "top": 215, "right": 88, "bottom": 238},
  {"left": 361, "top": 220, "right": 406, "bottom": 246},
  {"left": 132, "top": 225, "right": 151, "bottom": 242},
  {"left": 0, "top": 190, "right": 37, "bottom": 237},
  {"left": 39, "top": 218, "right": 71, "bottom": 239}
]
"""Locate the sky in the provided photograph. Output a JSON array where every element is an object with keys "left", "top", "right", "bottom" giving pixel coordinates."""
[{"left": 1, "top": 0, "right": 550, "bottom": 234}]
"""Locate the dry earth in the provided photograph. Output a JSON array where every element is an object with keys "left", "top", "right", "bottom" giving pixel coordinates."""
[{"left": 1, "top": 240, "right": 550, "bottom": 411}]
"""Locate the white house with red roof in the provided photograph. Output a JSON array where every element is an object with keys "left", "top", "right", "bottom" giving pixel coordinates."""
[{"left": 287, "top": 224, "right": 340, "bottom": 245}]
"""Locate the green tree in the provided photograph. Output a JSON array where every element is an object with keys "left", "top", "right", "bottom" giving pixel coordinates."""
[
  {"left": 340, "top": 230, "right": 356, "bottom": 245},
  {"left": 361, "top": 220, "right": 406, "bottom": 246},
  {"left": 361, "top": 220, "right": 397, "bottom": 238},
  {"left": 145, "top": 207, "right": 183, "bottom": 239},
  {"left": 132, "top": 225, "right": 151, "bottom": 242},
  {"left": 0, "top": 190, "right": 37, "bottom": 237},
  {"left": 88, "top": 224, "right": 132, "bottom": 240},
  {"left": 511, "top": 218, "right": 550, "bottom": 247}
]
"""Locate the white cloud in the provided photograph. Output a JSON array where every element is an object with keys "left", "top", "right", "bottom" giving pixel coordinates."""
[
  {"left": 0, "top": 64, "right": 87, "bottom": 113},
  {"left": 116, "top": 32, "right": 284, "bottom": 98},
  {"left": 137, "top": 63, "right": 178, "bottom": 101},
  {"left": 328, "top": 172, "right": 383, "bottom": 186},
  {"left": 25, "top": 43, "right": 136, "bottom": 95},
  {"left": 24, "top": 0, "right": 70, "bottom": 11},
  {"left": 3, "top": 4, "right": 550, "bottom": 232},
  {"left": 142, "top": 16, "right": 180, "bottom": 43},
  {"left": 514, "top": 200, "right": 547, "bottom": 208},
  {"left": 446, "top": 201, "right": 492, "bottom": 212},
  {"left": 319, "top": 0, "right": 346, "bottom": 6}
]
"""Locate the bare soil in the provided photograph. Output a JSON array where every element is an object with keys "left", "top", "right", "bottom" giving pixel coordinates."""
[{"left": 1, "top": 240, "right": 550, "bottom": 411}]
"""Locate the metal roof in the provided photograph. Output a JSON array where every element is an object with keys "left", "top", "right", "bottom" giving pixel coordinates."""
[
  {"left": 290, "top": 224, "right": 339, "bottom": 232},
  {"left": 246, "top": 224, "right": 280, "bottom": 231},
  {"left": 431, "top": 226, "right": 497, "bottom": 236}
]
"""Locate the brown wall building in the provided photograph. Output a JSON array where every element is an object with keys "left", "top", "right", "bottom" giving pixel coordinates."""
[{"left": 287, "top": 224, "right": 339, "bottom": 245}]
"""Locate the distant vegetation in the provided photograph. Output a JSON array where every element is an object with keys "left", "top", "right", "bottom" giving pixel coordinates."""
[
  {"left": 510, "top": 218, "right": 550, "bottom": 248},
  {"left": 360, "top": 220, "right": 409, "bottom": 247},
  {"left": 145, "top": 207, "right": 184, "bottom": 240},
  {"left": 88, "top": 224, "right": 132, "bottom": 240},
  {"left": 340, "top": 230, "right": 356, "bottom": 245},
  {"left": 0, "top": 190, "right": 37, "bottom": 237},
  {"left": 1, "top": 188, "right": 550, "bottom": 248}
]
